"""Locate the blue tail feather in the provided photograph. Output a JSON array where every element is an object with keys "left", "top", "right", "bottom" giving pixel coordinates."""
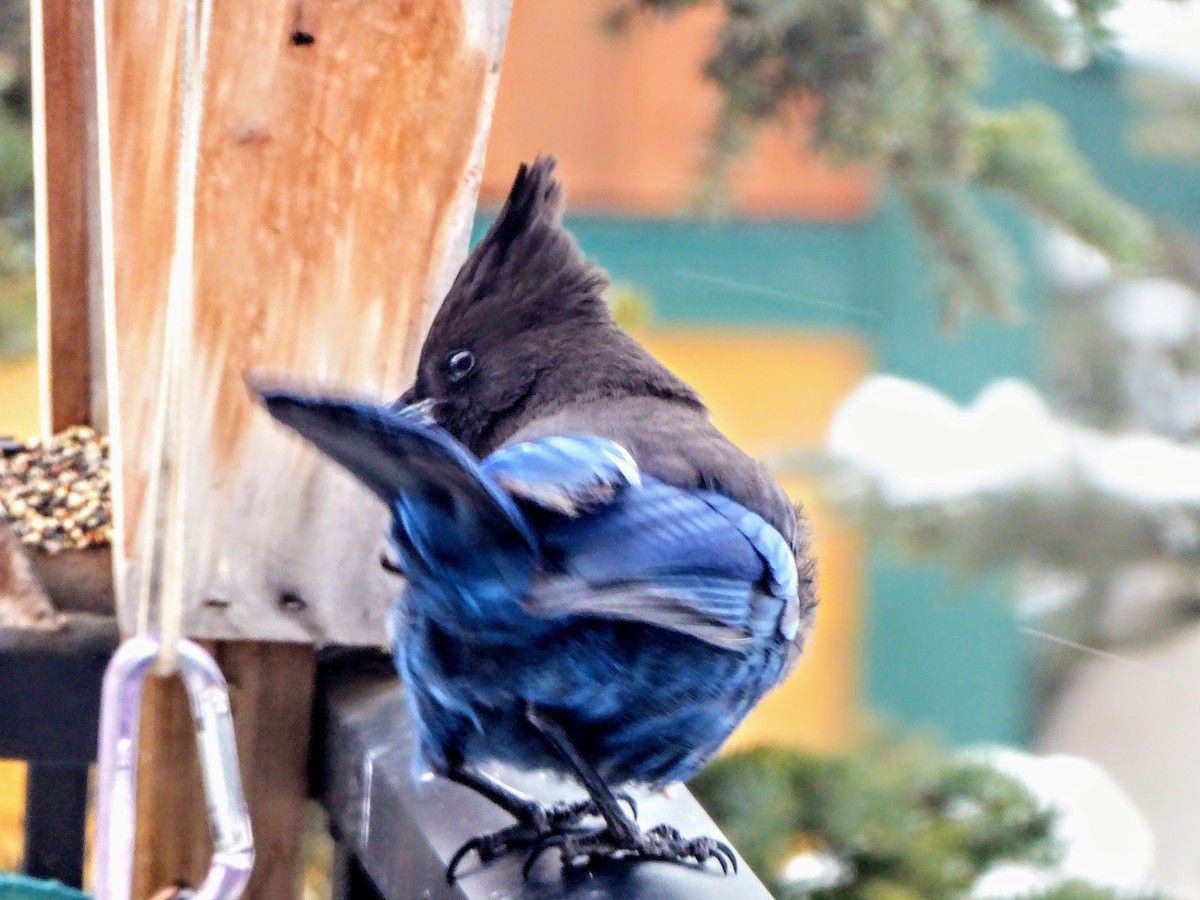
[{"left": 257, "top": 389, "right": 540, "bottom": 629}]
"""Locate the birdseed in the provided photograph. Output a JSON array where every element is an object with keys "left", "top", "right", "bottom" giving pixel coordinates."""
[{"left": 0, "top": 426, "right": 112, "bottom": 554}]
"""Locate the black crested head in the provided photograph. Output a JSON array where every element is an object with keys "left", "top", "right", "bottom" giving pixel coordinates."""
[
  {"left": 433, "top": 156, "right": 609, "bottom": 334},
  {"left": 402, "top": 156, "right": 701, "bottom": 456}
]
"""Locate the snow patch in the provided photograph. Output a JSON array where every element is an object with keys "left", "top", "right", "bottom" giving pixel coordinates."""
[
  {"left": 1111, "top": 0, "right": 1200, "bottom": 84},
  {"left": 1104, "top": 278, "right": 1200, "bottom": 345},
  {"left": 829, "top": 375, "right": 1200, "bottom": 508},
  {"left": 966, "top": 747, "right": 1156, "bottom": 896}
]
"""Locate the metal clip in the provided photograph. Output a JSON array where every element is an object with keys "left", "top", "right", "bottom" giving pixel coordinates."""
[{"left": 93, "top": 635, "right": 255, "bottom": 900}]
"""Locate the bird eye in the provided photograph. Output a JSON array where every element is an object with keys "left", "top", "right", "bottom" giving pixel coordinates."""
[{"left": 446, "top": 350, "right": 475, "bottom": 382}]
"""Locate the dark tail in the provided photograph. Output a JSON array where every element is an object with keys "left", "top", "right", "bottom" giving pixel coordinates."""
[{"left": 253, "top": 385, "right": 539, "bottom": 605}]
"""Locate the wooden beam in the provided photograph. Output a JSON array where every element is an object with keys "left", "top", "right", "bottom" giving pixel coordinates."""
[
  {"left": 132, "top": 642, "right": 317, "bottom": 899},
  {"left": 218, "top": 641, "right": 316, "bottom": 898},
  {"left": 130, "top": 674, "right": 209, "bottom": 897},
  {"left": 0, "top": 524, "right": 56, "bottom": 629},
  {"left": 99, "top": 0, "right": 512, "bottom": 645},
  {"left": 97, "top": 1, "right": 510, "bottom": 892},
  {"left": 31, "top": 0, "right": 100, "bottom": 433}
]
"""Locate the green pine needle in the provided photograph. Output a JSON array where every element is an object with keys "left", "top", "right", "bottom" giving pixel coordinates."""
[
  {"left": 971, "top": 104, "right": 1155, "bottom": 267},
  {"left": 612, "top": 0, "right": 1163, "bottom": 321},
  {"left": 690, "top": 730, "right": 1161, "bottom": 899}
]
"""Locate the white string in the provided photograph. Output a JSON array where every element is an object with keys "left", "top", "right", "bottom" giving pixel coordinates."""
[{"left": 134, "top": 0, "right": 214, "bottom": 675}]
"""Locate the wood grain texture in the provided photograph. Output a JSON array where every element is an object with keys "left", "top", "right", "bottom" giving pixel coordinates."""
[
  {"left": 32, "top": 0, "right": 101, "bottom": 432},
  {"left": 0, "top": 524, "right": 57, "bottom": 629},
  {"left": 131, "top": 674, "right": 210, "bottom": 898},
  {"left": 132, "top": 642, "right": 317, "bottom": 900},
  {"left": 100, "top": 0, "right": 511, "bottom": 643},
  {"left": 217, "top": 641, "right": 316, "bottom": 899}
]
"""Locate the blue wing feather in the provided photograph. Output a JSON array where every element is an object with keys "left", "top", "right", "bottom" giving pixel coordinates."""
[
  {"left": 526, "top": 475, "right": 798, "bottom": 648},
  {"left": 260, "top": 390, "right": 798, "bottom": 654},
  {"left": 540, "top": 480, "right": 764, "bottom": 583},
  {"left": 483, "top": 436, "right": 641, "bottom": 514},
  {"left": 257, "top": 390, "right": 540, "bottom": 628}
]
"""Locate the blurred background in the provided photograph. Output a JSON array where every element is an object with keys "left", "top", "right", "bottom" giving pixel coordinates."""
[{"left": 5, "top": 0, "right": 1200, "bottom": 897}]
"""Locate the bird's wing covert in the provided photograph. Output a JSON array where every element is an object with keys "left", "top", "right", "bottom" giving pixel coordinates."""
[
  {"left": 525, "top": 478, "right": 799, "bottom": 649},
  {"left": 482, "top": 436, "right": 641, "bottom": 515}
]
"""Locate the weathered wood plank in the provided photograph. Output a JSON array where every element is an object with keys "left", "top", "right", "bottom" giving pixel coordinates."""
[
  {"left": 29, "top": 546, "right": 115, "bottom": 616},
  {"left": 130, "top": 674, "right": 210, "bottom": 898},
  {"left": 218, "top": 641, "right": 317, "bottom": 899},
  {"left": 131, "top": 641, "right": 317, "bottom": 900},
  {"left": 32, "top": 0, "right": 101, "bottom": 433},
  {"left": 0, "top": 525, "right": 56, "bottom": 629},
  {"left": 99, "top": 0, "right": 512, "bottom": 643}
]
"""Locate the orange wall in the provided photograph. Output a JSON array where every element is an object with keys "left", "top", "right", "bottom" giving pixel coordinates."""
[
  {"left": 643, "top": 332, "right": 869, "bottom": 750},
  {"left": 482, "top": 0, "right": 875, "bottom": 219}
]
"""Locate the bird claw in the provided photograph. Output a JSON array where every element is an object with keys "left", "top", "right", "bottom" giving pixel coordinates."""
[
  {"left": 447, "top": 823, "right": 540, "bottom": 881},
  {"left": 445, "top": 794, "right": 637, "bottom": 882},
  {"left": 542, "top": 792, "right": 637, "bottom": 827},
  {"left": 522, "top": 822, "right": 738, "bottom": 879}
]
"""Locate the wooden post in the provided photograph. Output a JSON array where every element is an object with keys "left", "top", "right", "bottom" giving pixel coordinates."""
[
  {"left": 99, "top": 0, "right": 510, "bottom": 645},
  {"left": 131, "top": 643, "right": 317, "bottom": 899},
  {"left": 218, "top": 643, "right": 317, "bottom": 897},
  {"left": 94, "top": 0, "right": 511, "bottom": 895},
  {"left": 31, "top": 0, "right": 101, "bottom": 432},
  {"left": 129, "top": 676, "right": 209, "bottom": 895}
]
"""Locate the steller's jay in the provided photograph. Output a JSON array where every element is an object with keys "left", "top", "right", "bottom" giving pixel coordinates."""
[{"left": 254, "top": 157, "right": 817, "bottom": 880}]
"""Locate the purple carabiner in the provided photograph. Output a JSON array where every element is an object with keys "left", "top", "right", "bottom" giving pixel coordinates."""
[{"left": 93, "top": 635, "right": 255, "bottom": 900}]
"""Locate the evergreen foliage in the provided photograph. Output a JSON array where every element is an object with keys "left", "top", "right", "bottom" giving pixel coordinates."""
[
  {"left": 806, "top": 228, "right": 1200, "bottom": 701},
  {"left": 691, "top": 733, "right": 1158, "bottom": 899},
  {"left": 0, "top": 0, "right": 33, "bottom": 361},
  {"left": 1131, "top": 71, "right": 1200, "bottom": 161},
  {"left": 608, "top": 0, "right": 1160, "bottom": 322}
]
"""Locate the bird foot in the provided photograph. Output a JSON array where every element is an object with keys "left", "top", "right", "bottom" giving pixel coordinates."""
[
  {"left": 446, "top": 794, "right": 637, "bottom": 882},
  {"left": 523, "top": 822, "right": 737, "bottom": 878}
]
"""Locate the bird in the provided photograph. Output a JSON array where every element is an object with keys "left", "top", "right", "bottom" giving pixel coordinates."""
[{"left": 253, "top": 156, "right": 817, "bottom": 880}]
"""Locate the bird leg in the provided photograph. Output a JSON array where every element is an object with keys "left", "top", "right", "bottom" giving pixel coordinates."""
[
  {"left": 444, "top": 764, "right": 636, "bottom": 882},
  {"left": 521, "top": 704, "right": 737, "bottom": 877}
]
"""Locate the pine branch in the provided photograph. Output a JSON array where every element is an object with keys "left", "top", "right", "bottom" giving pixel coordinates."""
[
  {"left": 690, "top": 731, "right": 1065, "bottom": 900},
  {"left": 978, "top": 0, "right": 1092, "bottom": 67},
  {"left": 899, "top": 180, "right": 1022, "bottom": 324},
  {"left": 612, "top": 0, "right": 1158, "bottom": 321},
  {"left": 972, "top": 104, "right": 1154, "bottom": 266}
]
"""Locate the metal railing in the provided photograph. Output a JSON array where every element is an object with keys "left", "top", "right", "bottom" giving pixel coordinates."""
[
  {"left": 313, "top": 655, "right": 773, "bottom": 900},
  {"left": 0, "top": 614, "right": 120, "bottom": 888}
]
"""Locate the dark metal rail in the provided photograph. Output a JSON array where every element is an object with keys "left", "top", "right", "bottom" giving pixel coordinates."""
[
  {"left": 0, "top": 614, "right": 120, "bottom": 888},
  {"left": 313, "top": 657, "right": 774, "bottom": 900}
]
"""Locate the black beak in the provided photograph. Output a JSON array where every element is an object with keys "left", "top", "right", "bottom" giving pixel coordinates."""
[
  {"left": 391, "top": 384, "right": 442, "bottom": 424},
  {"left": 392, "top": 384, "right": 419, "bottom": 410}
]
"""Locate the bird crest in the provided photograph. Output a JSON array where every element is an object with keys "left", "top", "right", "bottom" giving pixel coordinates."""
[{"left": 431, "top": 156, "right": 610, "bottom": 334}]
